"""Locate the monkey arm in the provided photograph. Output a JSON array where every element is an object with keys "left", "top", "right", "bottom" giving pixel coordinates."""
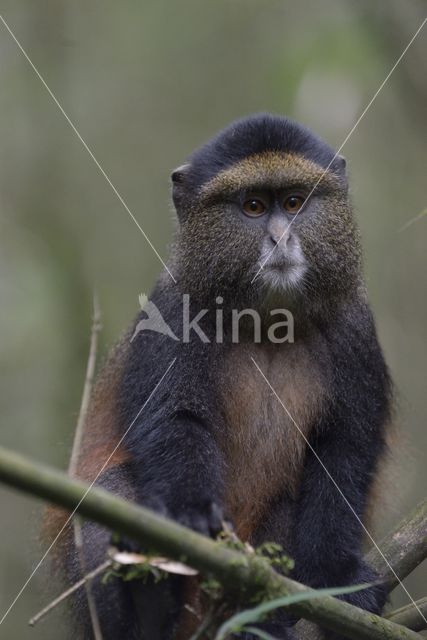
[
  {"left": 127, "top": 412, "right": 226, "bottom": 537},
  {"left": 289, "top": 303, "right": 391, "bottom": 601},
  {"left": 291, "top": 416, "right": 388, "bottom": 616}
]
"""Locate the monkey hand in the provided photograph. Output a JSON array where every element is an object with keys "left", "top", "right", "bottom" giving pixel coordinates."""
[
  {"left": 109, "top": 498, "right": 226, "bottom": 556},
  {"left": 169, "top": 499, "right": 227, "bottom": 538}
]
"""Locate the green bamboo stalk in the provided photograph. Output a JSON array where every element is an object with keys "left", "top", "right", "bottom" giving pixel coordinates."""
[{"left": 0, "top": 446, "right": 421, "bottom": 640}]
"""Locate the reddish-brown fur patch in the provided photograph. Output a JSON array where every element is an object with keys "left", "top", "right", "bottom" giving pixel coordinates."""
[
  {"left": 43, "top": 340, "right": 130, "bottom": 551},
  {"left": 220, "top": 341, "right": 329, "bottom": 541},
  {"left": 72, "top": 342, "right": 130, "bottom": 482},
  {"left": 364, "top": 422, "right": 403, "bottom": 538}
]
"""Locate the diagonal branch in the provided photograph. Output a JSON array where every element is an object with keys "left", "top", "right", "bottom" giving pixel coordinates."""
[
  {"left": 386, "top": 597, "right": 427, "bottom": 632},
  {"left": 0, "top": 446, "right": 422, "bottom": 640},
  {"left": 365, "top": 497, "right": 427, "bottom": 591}
]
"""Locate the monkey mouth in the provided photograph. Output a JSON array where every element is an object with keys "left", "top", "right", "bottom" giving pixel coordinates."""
[
  {"left": 264, "top": 258, "right": 299, "bottom": 269},
  {"left": 257, "top": 260, "right": 308, "bottom": 293},
  {"left": 260, "top": 256, "right": 307, "bottom": 272}
]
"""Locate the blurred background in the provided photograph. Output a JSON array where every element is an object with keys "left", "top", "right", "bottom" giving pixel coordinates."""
[{"left": 0, "top": 1, "right": 425, "bottom": 638}]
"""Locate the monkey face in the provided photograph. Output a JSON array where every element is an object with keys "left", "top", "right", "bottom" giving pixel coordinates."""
[
  {"left": 170, "top": 115, "right": 362, "bottom": 310},
  {"left": 238, "top": 188, "right": 309, "bottom": 294},
  {"left": 173, "top": 162, "right": 359, "bottom": 308}
]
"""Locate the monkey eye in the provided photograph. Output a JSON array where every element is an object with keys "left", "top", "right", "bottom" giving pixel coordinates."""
[
  {"left": 283, "top": 195, "right": 305, "bottom": 214},
  {"left": 242, "top": 198, "right": 267, "bottom": 217}
]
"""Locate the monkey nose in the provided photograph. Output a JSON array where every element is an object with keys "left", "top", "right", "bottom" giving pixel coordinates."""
[{"left": 270, "top": 230, "right": 289, "bottom": 248}]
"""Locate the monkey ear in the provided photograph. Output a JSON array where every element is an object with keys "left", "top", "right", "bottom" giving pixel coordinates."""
[
  {"left": 334, "top": 154, "right": 347, "bottom": 173},
  {"left": 171, "top": 163, "right": 190, "bottom": 185},
  {"left": 171, "top": 163, "right": 191, "bottom": 216},
  {"left": 331, "top": 154, "right": 348, "bottom": 184},
  {"left": 337, "top": 154, "right": 346, "bottom": 168}
]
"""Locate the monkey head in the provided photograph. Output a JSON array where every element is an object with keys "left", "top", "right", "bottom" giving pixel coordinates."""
[{"left": 169, "top": 114, "right": 363, "bottom": 314}]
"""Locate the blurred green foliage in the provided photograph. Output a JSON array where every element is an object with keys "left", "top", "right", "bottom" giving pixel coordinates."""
[{"left": 0, "top": 1, "right": 425, "bottom": 638}]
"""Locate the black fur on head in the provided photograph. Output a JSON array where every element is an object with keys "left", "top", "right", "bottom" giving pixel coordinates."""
[
  {"left": 169, "top": 113, "right": 359, "bottom": 314},
  {"left": 172, "top": 113, "right": 346, "bottom": 204}
]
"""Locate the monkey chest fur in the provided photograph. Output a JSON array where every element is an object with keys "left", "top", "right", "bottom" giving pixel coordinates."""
[{"left": 220, "top": 342, "right": 328, "bottom": 539}]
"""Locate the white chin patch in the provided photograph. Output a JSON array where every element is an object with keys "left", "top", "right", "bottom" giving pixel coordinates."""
[{"left": 259, "top": 264, "right": 307, "bottom": 293}]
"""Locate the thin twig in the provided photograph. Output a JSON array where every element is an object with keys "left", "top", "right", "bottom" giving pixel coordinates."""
[
  {"left": 189, "top": 603, "right": 228, "bottom": 640},
  {"left": 68, "top": 292, "right": 102, "bottom": 477},
  {"left": 189, "top": 604, "right": 217, "bottom": 640},
  {"left": 69, "top": 293, "right": 103, "bottom": 639},
  {"left": 386, "top": 596, "right": 427, "bottom": 632},
  {"left": 28, "top": 560, "right": 112, "bottom": 627},
  {"left": 73, "top": 516, "right": 104, "bottom": 639}
]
